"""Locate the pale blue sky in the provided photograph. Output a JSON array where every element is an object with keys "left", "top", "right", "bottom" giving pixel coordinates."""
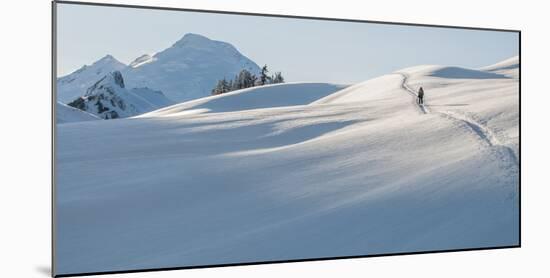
[{"left": 56, "top": 3, "right": 519, "bottom": 83}]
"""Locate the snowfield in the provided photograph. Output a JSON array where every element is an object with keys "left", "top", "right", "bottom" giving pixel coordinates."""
[{"left": 55, "top": 57, "right": 519, "bottom": 275}]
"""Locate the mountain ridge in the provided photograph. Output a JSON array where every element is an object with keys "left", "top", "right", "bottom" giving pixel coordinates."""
[
  {"left": 67, "top": 71, "right": 173, "bottom": 119},
  {"left": 58, "top": 33, "right": 261, "bottom": 103}
]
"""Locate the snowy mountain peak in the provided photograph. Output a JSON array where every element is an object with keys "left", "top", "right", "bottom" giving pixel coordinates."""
[
  {"left": 173, "top": 33, "right": 215, "bottom": 48},
  {"left": 58, "top": 33, "right": 261, "bottom": 103},
  {"left": 57, "top": 55, "right": 127, "bottom": 102},
  {"left": 99, "top": 54, "right": 115, "bottom": 61},
  {"left": 122, "top": 34, "right": 261, "bottom": 102},
  {"left": 92, "top": 54, "right": 124, "bottom": 67}
]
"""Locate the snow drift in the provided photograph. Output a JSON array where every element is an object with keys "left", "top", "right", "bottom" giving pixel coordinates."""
[
  {"left": 141, "top": 82, "right": 347, "bottom": 117},
  {"left": 55, "top": 57, "right": 519, "bottom": 275},
  {"left": 481, "top": 55, "right": 519, "bottom": 79}
]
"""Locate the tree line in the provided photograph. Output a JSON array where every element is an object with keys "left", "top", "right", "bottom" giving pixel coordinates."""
[{"left": 211, "top": 65, "right": 284, "bottom": 95}]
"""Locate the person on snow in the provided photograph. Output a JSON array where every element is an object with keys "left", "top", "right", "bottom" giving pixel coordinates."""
[{"left": 418, "top": 87, "right": 425, "bottom": 105}]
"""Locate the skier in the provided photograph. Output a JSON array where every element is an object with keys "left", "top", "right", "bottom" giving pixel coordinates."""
[{"left": 417, "top": 87, "right": 425, "bottom": 105}]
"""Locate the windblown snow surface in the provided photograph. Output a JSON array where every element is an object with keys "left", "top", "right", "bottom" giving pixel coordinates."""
[{"left": 55, "top": 57, "right": 519, "bottom": 275}]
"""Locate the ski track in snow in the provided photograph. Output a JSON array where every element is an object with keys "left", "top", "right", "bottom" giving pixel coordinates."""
[
  {"left": 398, "top": 72, "right": 430, "bottom": 114},
  {"left": 397, "top": 72, "right": 519, "bottom": 167}
]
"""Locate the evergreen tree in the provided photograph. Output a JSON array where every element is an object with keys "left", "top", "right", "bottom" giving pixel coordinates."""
[
  {"left": 211, "top": 78, "right": 229, "bottom": 95},
  {"left": 211, "top": 68, "right": 284, "bottom": 95},
  {"left": 260, "top": 65, "right": 270, "bottom": 85},
  {"left": 236, "top": 70, "right": 246, "bottom": 89},
  {"left": 211, "top": 80, "right": 221, "bottom": 95},
  {"left": 272, "top": 72, "right": 284, "bottom": 84},
  {"left": 236, "top": 69, "right": 255, "bottom": 89},
  {"left": 220, "top": 78, "right": 229, "bottom": 94},
  {"left": 250, "top": 74, "right": 258, "bottom": 88},
  {"left": 227, "top": 80, "right": 233, "bottom": 92},
  {"left": 231, "top": 74, "right": 240, "bottom": 91}
]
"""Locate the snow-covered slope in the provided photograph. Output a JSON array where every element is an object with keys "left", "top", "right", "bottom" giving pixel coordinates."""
[
  {"left": 480, "top": 55, "right": 519, "bottom": 78},
  {"left": 400, "top": 63, "right": 519, "bottom": 159},
  {"left": 315, "top": 61, "right": 518, "bottom": 160},
  {"left": 57, "top": 55, "right": 126, "bottom": 103},
  {"left": 129, "top": 87, "right": 174, "bottom": 108},
  {"left": 66, "top": 71, "right": 173, "bottom": 119},
  {"left": 55, "top": 57, "right": 519, "bottom": 275},
  {"left": 55, "top": 101, "right": 101, "bottom": 124},
  {"left": 141, "top": 82, "right": 347, "bottom": 117}
]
